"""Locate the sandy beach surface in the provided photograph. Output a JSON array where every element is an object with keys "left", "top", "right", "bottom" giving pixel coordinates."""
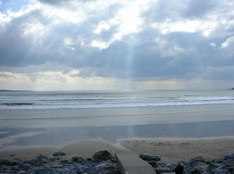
[
  {"left": 0, "top": 137, "right": 233, "bottom": 164},
  {"left": 0, "top": 105, "right": 234, "bottom": 164}
]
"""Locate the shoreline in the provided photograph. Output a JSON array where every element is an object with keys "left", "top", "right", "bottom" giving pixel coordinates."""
[{"left": 1, "top": 104, "right": 234, "bottom": 128}]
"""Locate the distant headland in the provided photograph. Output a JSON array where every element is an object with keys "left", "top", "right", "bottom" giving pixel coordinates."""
[{"left": 0, "top": 90, "right": 32, "bottom": 92}]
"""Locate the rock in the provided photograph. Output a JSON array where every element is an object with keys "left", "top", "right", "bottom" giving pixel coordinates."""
[
  {"left": 93, "top": 150, "right": 112, "bottom": 161},
  {"left": 60, "top": 159, "right": 70, "bottom": 164},
  {"left": 84, "top": 161, "right": 99, "bottom": 168},
  {"left": 50, "top": 163, "right": 63, "bottom": 168},
  {"left": 37, "top": 154, "right": 50, "bottom": 163},
  {"left": 225, "top": 153, "right": 234, "bottom": 160},
  {"left": 148, "top": 161, "right": 158, "bottom": 168},
  {"left": 100, "top": 170, "right": 120, "bottom": 174},
  {"left": 95, "top": 162, "right": 115, "bottom": 171},
  {"left": 16, "top": 171, "right": 28, "bottom": 174},
  {"left": 191, "top": 166, "right": 204, "bottom": 174},
  {"left": 18, "top": 164, "right": 31, "bottom": 171},
  {"left": 190, "top": 156, "right": 205, "bottom": 163},
  {"left": 30, "top": 166, "right": 49, "bottom": 174},
  {"left": 87, "top": 158, "right": 93, "bottom": 162},
  {"left": 0, "top": 159, "right": 17, "bottom": 166},
  {"left": 71, "top": 156, "right": 87, "bottom": 164},
  {"left": 154, "top": 167, "right": 173, "bottom": 174},
  {"left": 56, "top": 168, "right": 64, "bottom": 174},
  {"left": 53, "top": 152, "right": 66, "bottom": 156},
  {"left": 224, "top": 159, "right": 234, "bottom": 167},
  {"left": 83, "top": 167, "right": 99, "bottom": 174},
  {"left": 24, "top": 159, "right": 39, "bottom": 166},
  {"left": 164, "top": 164, "right": 175, "bottom": 170},
  {"left": 215, "top": 169, "right": 230, "bottom": 174},
  {"left": 139, "top": 153, "right": 161, "bottom": 161}
]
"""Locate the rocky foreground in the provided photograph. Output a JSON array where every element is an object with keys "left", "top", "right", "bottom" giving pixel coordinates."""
[{"left": 0, "top": 150, "right": 233, "bottom": 174}]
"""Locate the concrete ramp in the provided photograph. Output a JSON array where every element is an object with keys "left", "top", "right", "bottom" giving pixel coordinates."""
[{"left": 115, "top": 153, "right": 155, "bottom": 174}]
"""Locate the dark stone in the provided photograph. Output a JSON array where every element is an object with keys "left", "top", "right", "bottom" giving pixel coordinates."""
[
  {"left": 139, "top": 153, "right": 161, "bottom": 161},
  {"left": 191, "top": 166, "right": 204, "bottom": 174},
  {"left": 87, "top": 158, "right": 93, "bottom": 162},
  {"left": 24, "top": 159, "right": 39, "bottom": 166},
  {"left": 154, "top": 167, "right": 172, "bottom": 174},
  {"left": 18, "top": 164, "right": 31, "bottom": 171},
  {"left": 190, "top": 156, "right": 205, "bottom": 163},
  {"left": 84, "top": 161, "right": 99, "bottom": 168},
  {"left": 16, "top": 171, "right": 28, "bottom": 174},
  {"left": 93, "top": 150, "right": 112, "bottom": 161},
  {"left": 0, "top": 159, "right": 17, "bottom": 166},
  {"left": 50, "top": 163, "right": 63, "bottom": 168},
  {"left": 36, "top": 154, "right": 50, "bottom": 163},
  {"left": 60, "top": 159, "right": 70, "bottom": 164},
  {"left": 215, "top": 169, "right": 230, "bottom": 174},
  {"left": 95, "top": 162, "right": 115, "bottom": 171},
  {"left": 71, "top": 156, "right": 87, "bottom": 164},
  {"left": 52, "top": 152, "right": 66, "bottom": 156},
  {"left": 148, "top": 161, "right": 158, "bottom": 168},
  {"left": 225, "top": 153, "right": 234, "bottom": 160},
  {"left": 83, "top": 167, "right": 99, "bottom": 174},
  {"left": 30, "top": 166, "right": 49, "bottom": 174},
  {"left": 100, "top": 170, "right": 120, "bottom": 174}
]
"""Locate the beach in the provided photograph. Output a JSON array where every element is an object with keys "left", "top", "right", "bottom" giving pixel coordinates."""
[{"left": 0, "top": 104, "right": 234, "bottom": 164}]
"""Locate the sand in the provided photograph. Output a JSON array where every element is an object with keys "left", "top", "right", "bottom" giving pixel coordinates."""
[
  {"left": 0, "top": 137, "right": 233, "bottom": 164},
  {"left": 118, "top": 137, "right": 234, "bottom": 163}
]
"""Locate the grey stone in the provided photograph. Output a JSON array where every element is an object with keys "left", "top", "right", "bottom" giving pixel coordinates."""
[
  {"left": 154, "top": 167, "right": 173, "bottom": 174},
  {"left": 93, "top": 150, "right": 112, "bottom": 161},
  {"left": 18, "top": 164, "right": 31, "bottom": 171},
  {"left": 225, "top": 154, "right": 234, "bottom": 160},
  {"left": 24, "top": 159, "right": 39, "bottom": 166},
  {"left": 208, "top": 163, "right": 221, "bottom": 172},
  {"left": 53, "top": 152, "right": 66, "bottom": 156},
  {"left": 191, "top": 166, "right": 204, "bottom": 174},
  {"left": 71, "top": 156, "right": 87, "bottom": 164},
  {"left": 215, "top": 169, "right": 230, "bottom": 174},
  {"left": 0, "top": 159, "right": 17, "bottom": 166},
  {"left": 140, "top": 153, "right": 161, "bottom": 161},
  {"left": 190, "top": 156, "right": 205, "bottom": 163},
  {"left": 148, "top": 161, "right": 158, "bottom": 168}
]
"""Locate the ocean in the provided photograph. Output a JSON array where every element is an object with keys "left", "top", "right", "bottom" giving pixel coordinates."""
[
  {"left": 0, "top": 90, "right": 234, "bottom": 146},
  {"left": 0, "top": 90, "right": 234, "bottom": 111}
]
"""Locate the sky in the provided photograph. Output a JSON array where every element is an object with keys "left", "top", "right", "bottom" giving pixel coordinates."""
[{"left": 0, "top": 0, "right": 234, "bottom": 90}]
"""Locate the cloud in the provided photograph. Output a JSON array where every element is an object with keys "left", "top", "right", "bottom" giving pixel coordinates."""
[{"left": 0, "top": 0, "right": 234, "bottom": 90}]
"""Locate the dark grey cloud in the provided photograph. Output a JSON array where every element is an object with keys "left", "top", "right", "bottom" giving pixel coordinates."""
[
  {"left": 37, "top": 0, "right": 69, "bottom": 6},
  {"left": 182, "top": 0, "right": 219, "bottom": 18}
]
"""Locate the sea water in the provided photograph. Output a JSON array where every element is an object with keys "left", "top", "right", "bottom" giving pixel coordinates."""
[
  {"left": 0, "top": 90, "right": 234, "bottom": 146},
  {"left": 0, "top": 90, "right": 234, "bottom": 111}
]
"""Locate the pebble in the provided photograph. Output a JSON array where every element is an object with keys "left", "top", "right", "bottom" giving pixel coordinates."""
[
  {"left": 139, "top": 153, "right": 161, "bottom": 161},
  {"left": 0, "top": 151, "right": 233, "bottom": 174},
  {"left": 53, "top": 152, "right": 66, "bottom": 156}
]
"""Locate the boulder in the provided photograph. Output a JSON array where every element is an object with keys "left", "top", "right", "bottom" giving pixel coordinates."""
[
  {"left": 36, "top": 154, "right": 50, "bottom": 163},
  {"left": 191, "top": 166, "right": 204, "bottom": 174},
  {"left": 215, "top": 169, "right": 230, "bottom": 174},
  {"left": 190, "top": 156, "right": 205, "bottom": 163},
  {"left": 139, "top": 153, "right": 161, "bottom": 161},
  {"left": 93, "top": 150, "right": 112, "bottom": 161},
  {"left": 154, "top": 167, "right": 173, "bottom": 174},
  {"left": 53, "top": 152, "right": 66, "bottom": 156},
  {"left": 0, "top": 159, "right": 17, "bottom": 166},
  {"left": 71, "top": 156, "right": 87, "bottom": 164},
  {"left": 225, "top": 153, "right": 234, "bottom": 160}
]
